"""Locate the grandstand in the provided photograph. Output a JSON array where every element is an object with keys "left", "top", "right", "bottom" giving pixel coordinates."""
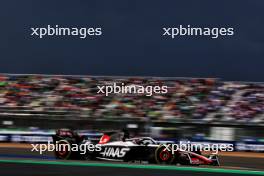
[{"left": 0, "top": 74, "right": 263, "bottom": 125}]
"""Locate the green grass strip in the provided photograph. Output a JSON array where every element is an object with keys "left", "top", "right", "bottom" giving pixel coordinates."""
[{"left": 0, "top": 159, "right": 264, "bottom": 175}]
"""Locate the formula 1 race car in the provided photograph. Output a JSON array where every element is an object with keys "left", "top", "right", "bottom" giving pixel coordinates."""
[{"left": 52, "top": 129, "right": 220, "bottom": 166}]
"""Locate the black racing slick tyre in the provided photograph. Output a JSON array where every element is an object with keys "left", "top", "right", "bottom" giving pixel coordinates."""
[
  {"left": 54, "top": 140, "right": 72, "bottom": 159},
  {"left": 155, "top": 145, "right": 175, "bottom": 164}
]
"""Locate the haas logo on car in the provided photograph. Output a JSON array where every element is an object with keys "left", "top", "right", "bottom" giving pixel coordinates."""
[{"left": 100, "top": 147, "right": 130, "bottom": 158}]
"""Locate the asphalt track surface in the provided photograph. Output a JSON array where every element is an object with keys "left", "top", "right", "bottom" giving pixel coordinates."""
[{"left": 0, "top": 147, "right": 264, "bottom": 176}]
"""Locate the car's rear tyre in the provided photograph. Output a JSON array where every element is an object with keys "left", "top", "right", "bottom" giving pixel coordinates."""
[
  {"left": 155, "top": 145, "right": 175, "bottom": 164},
  {"left": 54, "top": 140, "right": 72, "bottom": 159}
]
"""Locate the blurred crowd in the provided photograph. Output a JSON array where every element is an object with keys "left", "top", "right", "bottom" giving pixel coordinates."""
[{"left": 0, "top": 74, "right": 263, "bottom": 124}]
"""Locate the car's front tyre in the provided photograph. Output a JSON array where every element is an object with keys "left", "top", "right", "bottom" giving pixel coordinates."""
[{"left": 155, "top": 145, "right": 175, "bottom": 164}]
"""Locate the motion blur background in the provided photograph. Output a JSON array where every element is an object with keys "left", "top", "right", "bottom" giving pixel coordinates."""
[
  {"left": 0, "top": 0, "right": 263, "bottom": 152},
  {"left": 0, "top": 74, "right": 263, "bottom": 152}
]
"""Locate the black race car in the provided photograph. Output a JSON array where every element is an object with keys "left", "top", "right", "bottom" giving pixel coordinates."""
[{"left": 52, "top": 129, "right": 220, "bottom": 166}]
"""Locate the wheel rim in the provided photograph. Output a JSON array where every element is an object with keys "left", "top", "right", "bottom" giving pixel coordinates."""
[
  {"left": 159, "top": 149, "right": 171, "bottom": 161},
  {"left": 155, "top": 146, "right": 174, "bottom": 164}
]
